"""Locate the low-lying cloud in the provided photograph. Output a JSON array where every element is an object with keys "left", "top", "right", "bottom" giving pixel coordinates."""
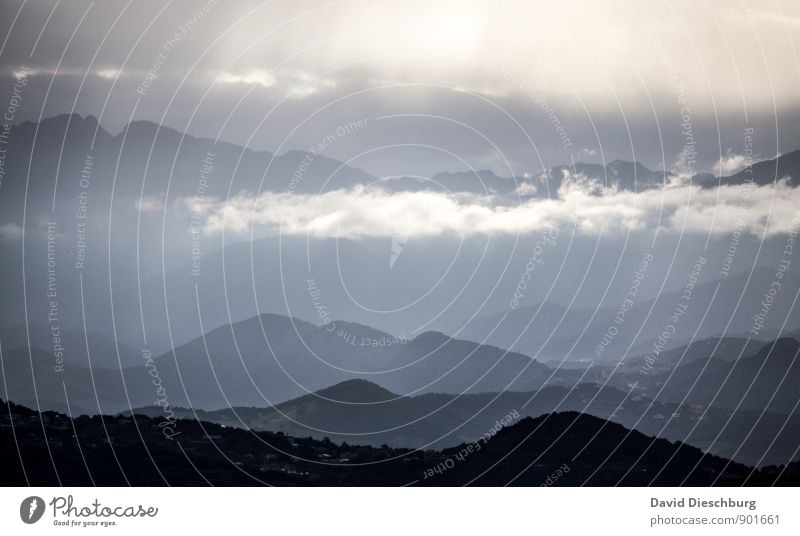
[
  {"left": 713, "top": 151, "right": 763, "bottom": 176},
  {"left": 187, "top": 179, "right": 800, "bottom": 239}
]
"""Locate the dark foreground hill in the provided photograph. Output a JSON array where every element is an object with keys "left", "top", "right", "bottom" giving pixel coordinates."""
[
  {"left": 3, "top": 400, "right": 798, "bottom": 486},
  {"left": 423, "top": 413, "right": 765, "bottom": 486},
  {"left": 125, "top": 379, "right": 800, "bottom": 468}
]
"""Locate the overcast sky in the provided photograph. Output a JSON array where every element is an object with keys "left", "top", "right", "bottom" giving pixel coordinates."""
[{"left": 1, "top": 0, "right": 799, "bottom": 177}]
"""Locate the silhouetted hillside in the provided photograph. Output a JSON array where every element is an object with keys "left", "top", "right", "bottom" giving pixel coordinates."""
[
  {"left": 5, "top": 400, "right": 797, "bottom": 486},
  {"left": 422, "top": 412, "right": 776, "bottom": 486}
]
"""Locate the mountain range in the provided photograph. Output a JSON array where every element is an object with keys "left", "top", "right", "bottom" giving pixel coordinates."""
[
  {"left": 2, "top": 115, "right": 800, "bottom": 485},
  {"left": 3, "top": 114, "right": 799, "bottom": 358},
  {"left": 3, "top": 308, "right": 800, "bottom": 468},
  {"left": 123, "top": 377, "right": 800, "bottom": 467},
  {"left": 454, "top": 268, "right": 800, "bottom": 363}
]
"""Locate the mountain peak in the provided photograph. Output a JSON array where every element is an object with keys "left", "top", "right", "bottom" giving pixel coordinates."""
[
  {"left": 313, "top": 379, "right": 398, "bottom": 403},
  {"left": 412, "top": 331, "right": 451, "bottom": 345}
]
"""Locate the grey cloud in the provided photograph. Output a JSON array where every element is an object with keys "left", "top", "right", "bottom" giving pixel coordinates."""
[{"left": 1, "top": 0, "right": 798, "bottom": 177}]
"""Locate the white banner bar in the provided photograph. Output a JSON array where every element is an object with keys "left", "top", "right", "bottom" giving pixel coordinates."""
[{"left": 1, "top": 487, "right": 797, "bottom": 535}]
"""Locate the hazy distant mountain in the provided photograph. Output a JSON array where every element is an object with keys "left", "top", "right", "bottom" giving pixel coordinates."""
[
  {"left": 0, "top": 113, "right": 375, "bottom": 346},
  {"left": 0, "top": 346, "right": 152, "bottom": 416},
  {"left": 126, "top": 313, "right": 581, "bottom": 409},
  {"left": 540, "top": 160, "right": 668, "bottom": 195},
  {"left": 0, "top": 323, "right": 141, "bottom": 369},
  {"left": 376, "top": 169, "right": 519, "bottom": 196},
  {"left": 429, "top": 150, "right": 800, "bottom": 197},
  {"left": 617, "top": 336, "right": 765, "bottom": 373},
  {"left": 454, "top": 268, "right": 800, "bottom": 362},
  {"left": 640, "top": 337, "right": 800, "bottom": 414},
  {"left": 5, "top": 304, "right": 799, "bottom": 429},
  {"left": 320, "top": 150, "right": 800, "bottom": 200},
  {"left": 705, "top": 149, "right": 800, "bottom": 187},
  {"left": 1, "top": 312, "right": 580, "bottom": 411},
  {"left": 353, "top": 160, "right": 669, "bottom": 199}
]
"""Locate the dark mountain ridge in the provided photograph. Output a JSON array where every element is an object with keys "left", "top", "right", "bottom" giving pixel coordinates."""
[
  {"left": 123, "top": 377, "right": 800, "bottom": 467},
  {"left": 5, "top": 398, "right": 798, "bottom": 486}
]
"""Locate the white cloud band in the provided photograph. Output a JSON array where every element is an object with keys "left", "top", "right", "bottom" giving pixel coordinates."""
[{"left": 187, "top": 180, "right": 800, "bottom": 239}]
